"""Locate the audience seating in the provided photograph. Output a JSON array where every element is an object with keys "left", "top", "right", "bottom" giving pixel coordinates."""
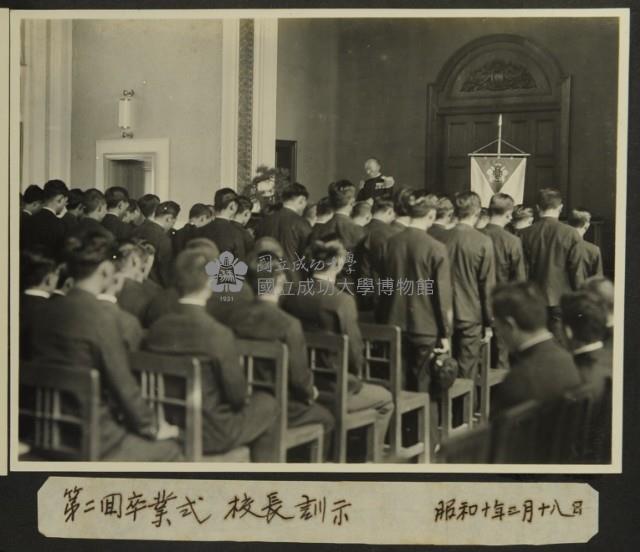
[
  {"left": 235, "top": 338, "right": 325, "bottom": 463},
  {"left": 305, "top": 332, "right": 379, "bottom": 462},
  {"left": 439, "top": 378, "right": 475, "bottom": 440},
  {"left": 475, "top": 341, "right": 508, "bottom": 423},
  {"left": 19, "top": 362, "right": 100, "bottom": 461},
  {"left": 359, "top": 323, "right": 430, "bottom": 463}
]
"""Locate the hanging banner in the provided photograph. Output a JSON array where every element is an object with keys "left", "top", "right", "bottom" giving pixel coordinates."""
[{"left": 470, "top": 156, "right": 527, "bottom": 207}]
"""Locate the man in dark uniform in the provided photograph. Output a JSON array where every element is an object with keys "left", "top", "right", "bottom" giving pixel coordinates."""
[
  {"left": 481, "top": 193, "right": 526, "bottom": 370},
  {"left": 117, "top": 239, "right": 160, "bottom": 323},
  {"left": 144, "top": 247, "right": 279, "bottom": 462},
  {"left": 357, "top": 158, "right": 396, "bottom": 202},
  {"left": 492, "top": 282, "right": 581, "bottom": 411},
  {"left": 567, "top": 208, "right": 603, "bottom": 278},
  {"left": 197, "top": 188, "right": 246, "bottom": 259},
  {"left": 283, "top": 239, "right": 394, "bottom": 458},
  {"left": 390, "top": 187, "right": 413, "bottom": 232},
  {"left": 132, "top": 201, "right": 180, "bottom": 288},
  {"left": 427, "top": 196, "right": 455, "bottom": 243},
  {"left": 506, "top": 205, "right": 534, "bottom": 238},
  {"left": 172, "top": 203, "right": 211, "bottom": 257},
  {"left": 521, "top": 188, "right": 586, "bottom": 343},
  {"left": 61, "top": 188, "right": 85, "bottom": 236},
  {"left": 20, "top": 184, "right": 43, "bottom": 234},
  {"left": 102, "top": 186, "right": 133, "bottom": 241},
  {"left": 137, "top": 193, "right": 160, "bottom": 221},
  {"left": 29, "top": 232, "right": 183, "bottom": 461},
  {"left": 441, "top": 192, "right": 496, "bottom": 380},
  {"left": 376, "top": 193, "right": 453, "bottom": 392},
  {"left": 19, "top": 249, "right": 60, "bottom": 360},
  {"left": 73, "top": 188, "right": 112, "bottom": 239},
  {"left": 255, "top": 182, "right": 311, "bottom": 279},
  {"left": 232, "top": 195, "right": 256, "bottom": 256},
  {"left": 22, "top": 179, "right": 68, "bottom": 258},
  {"left": 224, "top": 254, "right": 335, "bottom": 453}
]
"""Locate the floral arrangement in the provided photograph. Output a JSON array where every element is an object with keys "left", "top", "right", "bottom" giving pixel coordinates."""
[{"left": 241, "top": 165, "right": 292, "bottom": 213}]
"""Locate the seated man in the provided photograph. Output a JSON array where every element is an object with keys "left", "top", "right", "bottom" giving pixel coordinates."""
[
  {"left": 224, "top": 253, "right": 335, "bottom": 453},
  {"left": 581, "top": 276, "right": 614, "bottom": 355},
  {"left": 492, "top": 281, "right": 581, "bottom": 410},
  {"left": 144, "top": 247, "right": 279, "bottom": 462},
  {"left": 561, "top": 290, "right": 611, "bottom": 398},
  {"left": 283, "top": 239, "right": 394, "bottom": 458},
  {"left": 29, "top": 232, "right": 182, "bottom": 461},
  {"left": 20, "top": 249, "right": 59, "bottom": 359},
  {"left": 117, "top": 239, "right": 160, "bottom": 324}
]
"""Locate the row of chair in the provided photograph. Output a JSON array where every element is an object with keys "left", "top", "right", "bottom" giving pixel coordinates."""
[{"left": 19, "top": 324, "right": 507, "bottom": 463}]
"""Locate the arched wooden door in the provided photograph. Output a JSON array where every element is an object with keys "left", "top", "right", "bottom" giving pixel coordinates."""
[{"left": 426, "top": 35, "right": 571, "bottom": 207}]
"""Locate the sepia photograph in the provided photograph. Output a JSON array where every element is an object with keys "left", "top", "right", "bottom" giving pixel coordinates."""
[{"left": 9, "top": 9, "right": 628, "bottom": 472}]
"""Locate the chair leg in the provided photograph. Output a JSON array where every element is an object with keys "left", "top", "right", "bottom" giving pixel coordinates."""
[
  {"left": 464, "top": 388, "right": 474, "bottom": 429},
  {"left": 417, "top": 404, "right": 430, "bottom": 463},
  {"left": 368, "top": 422, "right": 380, "bottom": 463},
  {"left": 336, "top": 425, "right": 347, "bottom": 463},
  {"left": 308, "top": 436, "right": 323, "bottom": 463}
]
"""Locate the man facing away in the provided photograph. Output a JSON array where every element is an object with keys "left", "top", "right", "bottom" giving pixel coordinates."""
[
  {"left": 492, "top": 281, "right": 581, "bottom": 411},
  {"left": 29, "top": 231, "right": 183, "bottom": 461},
  {"left": 567, "top": 208, "right": 604, "bottom": 278},
  {"left": 440, "top": 191, "right": 496, "bottom": 380},
  {"left": 102, "top": 186, "right": 134, "bottom": 241},
  {"left": 427, "top": 196, "right": 456, "bottom": 243},
  {"left": 172, "top": 203, "right": 212, "bottom": 257},
  {"left": 520, "top": 188, "right": 586, "bottom": 343},
  {"left": 144, "top": 247, "right": 280, "bottom": 462},
  {"left": 197, "top": 188, "right": 247, "bottom": 259},
  {"left": 22, "top": 179, "right": 69, "bottom": 257}
]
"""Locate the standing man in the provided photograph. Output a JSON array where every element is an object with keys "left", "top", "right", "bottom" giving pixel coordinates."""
[
  {"left": 567, "top": 208, "right": 603, "bottom": 278},
  {"left": 102, "top": 186, "right": 133, "bottom": 241},
  {"left": 521, "top": 188, "right": 586, "bottom": 343},
  {"left": 357, "top": 158, "right": 396, "bottom": 202},
  {"left": 22, "top": 179, "right": 69, "bottom": 257},
  {"left": 197, "top": 188, "right": 246, "bottom": 259}
]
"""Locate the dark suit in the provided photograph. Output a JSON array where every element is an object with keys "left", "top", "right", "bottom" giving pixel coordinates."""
[
  {"left": 196, "top": 218, "right": 246, "bottom": 260},
  {"left": 308, "top": 213, "right": 365, "bottom": 252},
  {"left": 357, "top": 176, "right": 395, "bottom": 202},
  {"left": 582, "top": 240, "right": 604, "bottom": 278},
  {"left": 496, "top": 337, "right": 581, "bottom": 410},
  {"left": 102, "top": 213, "right": 133, "bottom": 241},
  {"left": 283, "top": 278, "right": 394, "bottom": 449},
  {"left": 144, "top": 303, "right": 279, "bottom": 461},
  {"left": 61, "top": 212, "right": 79, "bottom": 236},
  {"left": 20, "top": 293, "right": 51, "bottom": 360},
  {"left": 117, "top": 278, "right": 159, "bottom": 324},
  {"left": 224, "top": 299, "right": 335, "bottom": 436},
  {"left": 132, "top": 219, "right": 173, "bottom": 288},
  {"left": 574, "top": 345, "right": 611, "bottom": 400},
  {"left": 256, "top": 206, "right": 311, "bottom": 274},
  {"left": 28, "top": 287, "right": 181, "bottom": 461},
  {"left": 481, "top": 223, "right": 526, "bottom": 284},
  {"left": 376, "top": 227, "right": 453, "bottom": 390},
  {"left": 441, "top": 224, "right": 496, "bottom": 378},
  {"left": 22, "top": 208, "right": 66, "bottom": 258},
  {"left": 172, "top": 223, "right": 198, "bottom": 257},
  {"left": 521, "top": 217, "right": 586, "bottom": 341},
  {"left": 427, "top": 223, "right": 451, "bottom": 244},
  {"left": 232, "top": 221, "right": 255, "bottom": 257},
  {"left": 72, "top": 217, "right": 114, "bottom": 240},
  {"left": 98, "top": 297, "right": 144, "bottom": 352}
]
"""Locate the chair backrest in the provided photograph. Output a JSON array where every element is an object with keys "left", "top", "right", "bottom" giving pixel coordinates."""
[
  {"left": 359, "top": 323, "right": 402, "bottom": 397},
  {"left": 304, "top": 332, "right": 349, "bottom": 425},
  {"left": 129, "top": 351, "right": 203, "bottom": 461},
  {"left": 19, "top": 362, "right": 100, "bottom": 460},
  {"left": 491, "top": 399, "right": 548, "bottom": 463},
  {"left": 234, "top": 339, "right": 288, "bottom": 461},
  {"left": 555, "top": 381, "right": 601, "bottom": 463},
  {"left": 437, "top": 424, "right": 492, "bottom": 463}
]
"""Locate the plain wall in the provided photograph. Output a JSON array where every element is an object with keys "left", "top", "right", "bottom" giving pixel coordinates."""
[
  {"left": 276, "top": 19, "right": 340, "bottom": 201},
  {"left": 277, "top": 18, "right": 619, "bottom": 271},
  {"left": 70, "top": 19, "right": 224, "bottom": 217}
]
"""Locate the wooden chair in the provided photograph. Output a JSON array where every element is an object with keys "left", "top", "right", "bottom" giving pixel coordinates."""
[
  {"left": 235, "top": 339, "right": 324, "bottom": 463},
  {"left": 436, "top": 424, "right": 492, "bottom": 464},
  {"left": 359, "top": 323, "right": 430, "bottom": 463},
  {"left": 588, "top": 376, "right": 612, "bottom": 463},
  {"left": 19, "top": 362, "right": 100, "bottom": 461},
  {"left": 475, "top": 340, "right": 508, "bottom": 423},
  {"left": 305, "top": 332, "right": 379, "bottom": 463},
  {"left": 439, "top": 378, "right": 475, "bottom": 440}
]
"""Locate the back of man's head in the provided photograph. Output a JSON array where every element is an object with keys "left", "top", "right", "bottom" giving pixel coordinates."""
[
  {"left": 24, "top": 184, "right": 44, "bottom": 205},
  {"left": 489, "top": 193, "right": 515, "bottom": 217},
  {"left": 394, "top": 187, "right": 415, "bottom": 217},
  {"left": 189, "top": 203, "right": 210, "bottom": 220},
  {"left": 281, "top": 182, "right": 309, "bottom": 203},
  {"left": 67, "top": 188, "right": 85, "bottom": 211},
  {"left": 372, "top": 198, "right": 394, "bottom": 217},
  {"left": 537, "top": 188, "right": 563, "bottom": 212},
  {"left": 64, "top": 232, "right": 117, "bottom": 281},
  {"left": 328, "top": 180, "right": 357, "bottom": 210},
  {"left": 581, "top": 276, "right": 614, "bottom": 318},
  {"left": 154, "top": 200, "right": 181, "bottom": 219},
  {"left": 435, "top": 196, "right": 454, "bottom": 222},
  {"left": 492, "top": 281, "right": 548, "bottom": 332},
  {"left": 213, "top": 188, "right": 238, "bottom": 214},
  {"left": 561, "top": 291, "right": 607, "bottom": 345},
  {"left": 105, "top": 186, "right": 130, "bottom": 210},
  {"left": 567, "top": 208, "right": 592, "bottom": 229},
  {"left": 315, "top": 197, "right": 334, "bottom": 219},
  {"left": 42, "top": 179, "right": 69, "bottom": 203},
  {"left": 175, "top": 247, "right": 217, "bottom": 296},
  {"left": 82, "top": 188, "right": 106, "bottom": 215},
  {"left": 454, "top": 191, "right": 482, "bottom": 220},
  {"left": 21, "top": 249, "right": 57, "bottom": 290},
  {"left": 408, "top": 193, "right": 439, "bottom": 219},
  {"left": 138, "top": 194, "right": 160, "bottom": 218}
]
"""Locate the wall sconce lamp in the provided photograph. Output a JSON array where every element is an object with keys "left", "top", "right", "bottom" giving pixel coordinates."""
[{"left": 118, "top": 89, "right": 135, "bottom": 138}]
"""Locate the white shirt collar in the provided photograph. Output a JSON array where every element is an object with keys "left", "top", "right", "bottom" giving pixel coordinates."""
[
  {"left": 24, "top": 289, "right": 51, "bottom": 299},
  {"left": 573, "top": 341, "right": 604, "bottom": 355},
  {"left": 178, "top": 297, "right": 207, "bottom": 307},
  {"left": 42, "top": 206, "right": 58, "bottom": 216},
  {"left": 518, "top": 331, "right": 554, "bottom": 353},
  {"left": 97, "top": 293, "right": 118, "bottom": 304}
]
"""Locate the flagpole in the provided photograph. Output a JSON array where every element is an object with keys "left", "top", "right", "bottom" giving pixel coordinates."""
[{"left": 497, "top": 114, "right": 502, "bottom": 159}]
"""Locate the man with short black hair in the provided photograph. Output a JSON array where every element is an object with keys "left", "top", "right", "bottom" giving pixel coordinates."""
[
  {"left": 428, "top": 196, "right": 455, "bottom": 243},
  {"left": 137, "top": 193, "right": 160, "bottom": 220},
  {"left": 172, "top": 203, "right": 212, "bottom": 256},
  {"left": 314, "top": 197, "right": 334, "bottom": 225},
  {"left": 506, "top": 205, "right": 534, "bottom": 238},
  {"left": 232, "top": 195, "right": 256, "bottom": 255},
  {"left": 29, "top": 231, "right": 182, "bottom": 461},
  {"left": 492, "top": 281, "right": 581, "bottom": 410},
  {"left": 132, "top": 201, "right": 181, "bottom": 287},
  {"left": 521, "top": 188, "right": 586, "bottom": 343},
  {"left": 567, "top": 208, "right": 603, "bottom": 278},
  {"left": 123, "top": 198, "right": 142, "bottom": 226},
  {"left": 441, "top": 191, "right": 496, "bottom": 379},
  {"left": 197, "top": 188, "right": 246, "bottom": 259},
  {"left": 144, "top": 247, "right": 280, "bottom": 461},
  {"left": 22, "top": 179, "right": 69, "bottom": 257},
  {"left": 351, "top": 201, "right": 372, "bottom": 227},
  {"left": 102, "top": 186, "right": 133, "bottom": 241},
  {"left": 73, "top": 188, "right": 112, "bottom": 239},
  {"left": 61, "top": 188, "right": 85, "bottom": 235}
]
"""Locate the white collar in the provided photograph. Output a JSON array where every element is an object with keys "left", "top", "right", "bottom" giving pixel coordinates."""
[
  {"left": 97, "top": 293, "right": 118, "bottom": 304},
  {"left": 22, "top": 209, "right": 32, "bottom": 215},
  {"left": 179, "top": 297, "right": 207, "bottom": 307},
  {"left": 43, "top": 206, "right": 58, "bottom": 216},
  {"left": 573, "top": 341, "right": 604, "bottom": 355},
  {"left": 518, "top": 331, "right": 554, "bottom": 353},
  {"left": 24, "top": 289, "right": 50, "bottom": 299}
]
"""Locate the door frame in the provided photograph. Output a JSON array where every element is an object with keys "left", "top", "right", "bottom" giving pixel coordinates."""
[{"left": 425, "top": 35, "right": 572, "bottom": 207}]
